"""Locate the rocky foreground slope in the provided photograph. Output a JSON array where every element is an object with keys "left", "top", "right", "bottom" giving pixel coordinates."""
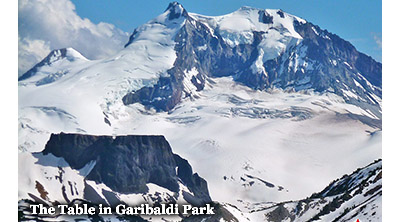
[
  {"left": 19, "top": 133, "right": 244, "bottom": 221},
  {"left": 247, "top": 159, "right": 382, "bottom": 222}
]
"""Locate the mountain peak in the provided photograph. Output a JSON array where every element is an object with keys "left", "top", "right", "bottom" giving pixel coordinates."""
[
  {"left": 63, "top": 47, "right": 88, "bottom": 61},
  {"left": 18, "top": 47, "right": 87, "bottom": 81},
  {"left": 45, "top": 48, "right": 87, "bottom": 64},
  {"left": 166, "top": 1, "right": 183, "bottom": 11},
  {"left": 165, "top": 1, "right": 188, "bottom": 20},
  {"left": 124, "top": 2, "right": 188, "bottom": 48},
  {"left": 237, "top": 5, "right": 253, "bottom": 11},
  {"left": 236, "top": 5, "right": 267, "bottom": 12}
]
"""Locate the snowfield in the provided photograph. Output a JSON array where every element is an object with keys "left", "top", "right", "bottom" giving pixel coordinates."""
[
  {"left": 18, "top": 3, "right": 381, "bottom": 221},
  {"left": 19, "top": 74, "right": 381, "bottom": 211}
]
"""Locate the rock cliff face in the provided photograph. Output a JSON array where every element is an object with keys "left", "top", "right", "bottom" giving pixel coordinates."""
[{"left": 42, "top": 133, "right": 211, "bottom": 206}]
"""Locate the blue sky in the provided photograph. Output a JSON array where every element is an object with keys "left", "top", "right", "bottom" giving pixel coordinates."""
[{"left": 71, "top": 0, "right": 382, "bottom": 62}]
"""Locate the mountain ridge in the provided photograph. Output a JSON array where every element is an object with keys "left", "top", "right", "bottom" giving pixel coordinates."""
[
  {"left": 18, "top": 2, "right": 380, "bottom": 113},
  {"left": 18, "top": 2, "right": 382, "bottom": 221}
]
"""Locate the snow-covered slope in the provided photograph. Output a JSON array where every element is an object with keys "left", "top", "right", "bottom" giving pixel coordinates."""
[
  {"left": 19, "top": 4, "right": 185, "bottom": 152},
  {"left": 190, "top": 6, "right": 304, "bottom": 49},
  {"left": 110, "top": 77, "right": 381, "bottom": 206},
  {"left": 248, "top": 159, "right": 382, "bottom": 222},
  {"left": 19, "top": 2, "right": 382, "bottom": 222}
]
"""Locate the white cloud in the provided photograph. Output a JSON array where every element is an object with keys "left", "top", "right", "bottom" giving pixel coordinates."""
[
  {"left": 18, "top": 37, "right": 51, "bottom": 76},
  {"left": 372, "top": 32, "right": 382, "bottom": 49},
  {"left": 18, "top": 0, "right": 129, "bottom": 76}
]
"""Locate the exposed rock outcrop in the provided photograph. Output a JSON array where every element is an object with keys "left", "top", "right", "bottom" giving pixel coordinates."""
[{"left": 42, "top": 132, "right": 212, "bottom": 206}]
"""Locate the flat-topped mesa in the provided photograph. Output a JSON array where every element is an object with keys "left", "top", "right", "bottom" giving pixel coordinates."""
[{"left": 42, "top": 132, "right": 211, "bottom": 206}]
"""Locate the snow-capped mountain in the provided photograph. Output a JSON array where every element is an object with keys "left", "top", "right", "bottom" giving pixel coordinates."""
[
  {"left": 18, "top": 2, "right": 382, "bottom": 221},
  {"left": 122, "top": 2, "right": 381, "bottom": 115}
]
